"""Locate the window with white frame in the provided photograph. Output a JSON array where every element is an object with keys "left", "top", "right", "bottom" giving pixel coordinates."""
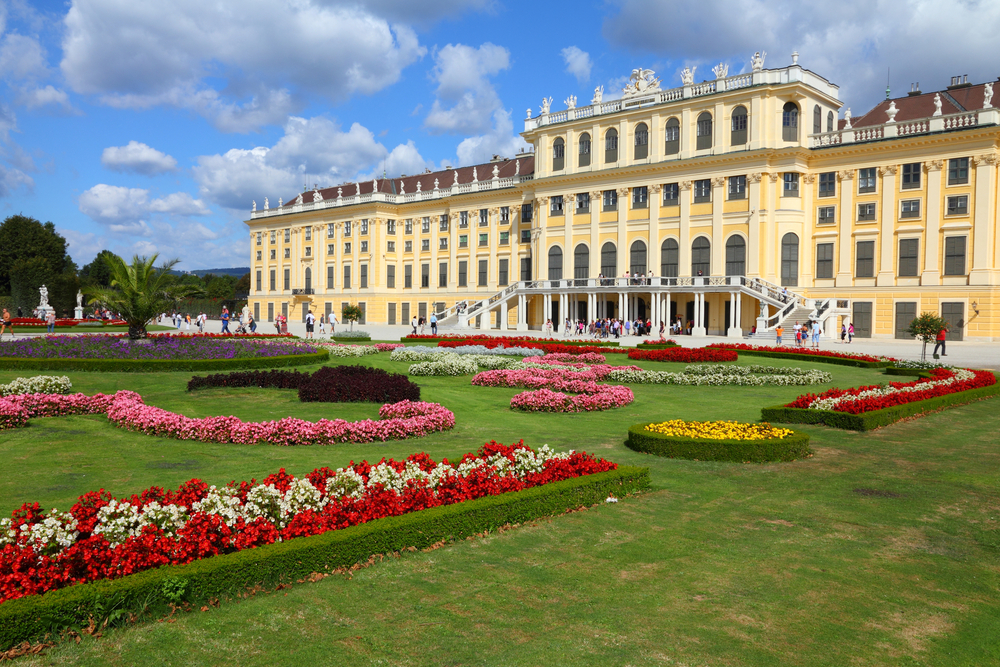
[
  {"left": 344, "top": 242, "right": 351, "bottom": 254},
  {"left": 550, "top": 196, "right": 564, "bottom": 215},
  {"left": 360, "top": 241, "right": 368, "bottom": 253},
  {"left": 500, "top": 206, "right": 509, "bottom": 223},
  {"left": 819, "top": 172, "right": 836, "bottom": 197},
  {"left": 783, "top": 173, "right": 800, "bottom": 196},
  {"left": 693, "top": 179, "right": 711, "bottom": 203},
  {"left": 817, "top": 206, "right": 836, "bottom": 224},
  {"left": 404, "top": 240, "right": 413, "bottom": 252},
  {"left": 284, "top": 228, "right": 291, "bottom": 242},
  {"left": 632, "top": 186, "right": 648, "bottom": 208},
  {"left": 728, "top": 176, "right": 746, "bottom": 200},
  {"left": 662, "top": 183, "right": 678, "bottom": 205},
  {"left": 360, "top": 220, "right": 369, "bottom": 235},
  {"left": 603, "top": 189, "right": 617, "bottom": 210},
  {"left": 256, "top": 232, "right": 262, "bottom": 245},
  {"left": 404, "top": 219, "right": 413, "bottom": 234},
  {"left": 344, "top": 221, "right": 351, "bottom": 236},
  {"left": 386, "top": 220, "right": 395, "bottom": 234},
  {"left": 439, "top": 215, "right": 449, "bottom": 232},
  {"left": 947, "top": 195, "right": 968, "bottom": 215},
  {"left": 479, "top": 209, "right": 488, "bottom": 226},
  {"left": 459, "top": 211, "right": 469, "bottom": 228},
  {"left": 421, "top": 239, "right": 429, "bottom": 251},
  {"left": 421, "top": 217, "right": 430, "bottom": 233},
  {"left": 858, "top": 203, "right": 876, "bottom": 221},
  {"left": 900, "top": 200, "right": 920, "bottom": 218},
  {"left": 387, "top": 241, "right": 395, "bottom": 252},
  {"left": 439, "top": 237, "right": 448, "bottom": 249},
  {"left": 576, "top": 193, "right": 590, "bottom": 212},
  {"left": 304, "top": 227, "right": 312, "bottom": 241},
  {"left": 858, "top": 168, "right": 876, "bottom": 193}
]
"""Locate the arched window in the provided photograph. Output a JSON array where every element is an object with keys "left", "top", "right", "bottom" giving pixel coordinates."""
[
  {"left": 548, "top": 246, "right": 563, "bottom": 280},
  {"left": 661, "top": 239, "right": 678, "bottom": 277},
  {"left": 781, "top": 233, "right": 799, "bottom": 286},
  {"left": 696, "top": 112, "right": 713, "bottom": 150},
  {"left": 813, "top": 105, "right": 822, "bottom": 134},
  {"left": 605, "top": 128, "right": 619, "bottom": 163},
  {"left": 574, "top": 243, "right": 589, "bottom": 280},
  {"left": 782, "top": 102, "right": 799, "bottom": 142},
  {"left": 664, "top": 118, "right": 680, "bottom": 155},
  {"left": 731, "top": 106, "right": 748, "bottom": 146},
  {"left": 600, "top": 242, "right": 617, "bottom": 277},
  {"left": 630, "top": 240, "right": 647, "bottom": 275},
  {"left": 578, "top": 132, "right": 591, "bottom": 168},
  {"left": 304, "top": 267, "right": 312, "bottom": 290},
  {"left": 634, "top": 122, "right": 649, "bottom": 160},
  {"left": 691, "top": 237, "right": 711, "bottom": 276},
  {"left": 827, "top": 110, "right": 834, "bottom": 133},
  {"left": 552, "top": 137, "right": 565, "bottom": 172},
  {"left": 725, "top": 236, "right": 746, "bottom": 276}
]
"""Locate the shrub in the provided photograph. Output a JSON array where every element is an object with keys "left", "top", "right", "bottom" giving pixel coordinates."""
[
  {"left": 298, "top": 365, "right": 420, "bottom": 403},
  {"left": 625, "top": 422, "right": 811, "bottom": 462},
  {"left": 188, "top": 370, "right": 310, "bottom": 392},
  {"left": 332, "top": 331, "right": 371, "bottom": 341}
]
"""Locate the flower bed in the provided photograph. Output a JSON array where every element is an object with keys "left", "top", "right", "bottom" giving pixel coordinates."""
[
  {"left": 408, "top": 357, "right": 480, "bottom": 376},
  {"left": 707, "top": 343, "right": 892, "bottom": 368},
  {"left": 10, "top": 318, "right": 126, "bottom": 327},
  {"left": 0, "top": 441, "right": 620, "bottom": 606},
  {"left": 606, "top": 364, "right": 831, "bottom": 386},
  {"left": 530, "top": 352, "right": 606, "bottom": 364},
  {"left": 472, "top": 366, "right": 636, "bottom": 412},
  {"left": 626, "top": 347, "right": 738, "bottom": 363},
  {"left": 319, "top": 344, "right": 378, "bottom": 357},
  {"left": 188, "top": 366, "right": 419, "bottom": 404},
  {"left": 0, "top": 390, "right": 452, "bottom": 444},
  {"left": 147, "top": 332, "right": 295, "bottom": 339},
  {"left": 0, "top": 375, "right": 72, "bottom": 396},
  {"left": 762, "top": 368, "right": 1000, "bottom": 430},
  {"left": 331, "top": 331, "right": 371, "bottom": 340},
  {"left": 391, "top": 346, "right": 543, "bottom": 363},
  {"left": 625, "top": 420, "right": 811, "bottom": 462},
  {"left": 405, "top": 334, "right": 620, "bottom": 347},
  {"left": 437, "top": 339, "right": 628, "bottom": 355}
]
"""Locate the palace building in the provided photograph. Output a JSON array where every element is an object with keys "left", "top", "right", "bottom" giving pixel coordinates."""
[{"left": 245, "top": 53, "right": 1000, "bottom": 340}]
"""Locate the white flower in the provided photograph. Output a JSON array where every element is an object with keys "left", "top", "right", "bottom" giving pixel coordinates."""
[
  {"left": 0, "top": 375, "right": 73, "bottom": 396},
  {"left": 192, "top": 486, "right": 242, "bottom": 527}
]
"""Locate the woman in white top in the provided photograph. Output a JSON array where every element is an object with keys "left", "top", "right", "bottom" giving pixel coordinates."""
[{"left": 318, "top": 313, "right": 326, "bottom": 335}]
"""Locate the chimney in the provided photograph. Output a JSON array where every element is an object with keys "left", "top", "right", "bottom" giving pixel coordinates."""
[
  {"left": 948, "top": 74, "right": 971, "bottom": 89},
  {"left": 908, "top": 82, "right": 921, "bottom": 97}
]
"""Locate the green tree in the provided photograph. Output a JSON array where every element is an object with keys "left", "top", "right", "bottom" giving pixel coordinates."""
[
  {"left": 341, "top": 304, "right": 363, "bottom": 331},
  {"left": 79, "top": 250, "right": 120, "bottom": 288},
  {"left": 907, "top": 312, "right": 949, "bottom": 360},
  {"left": 206, "top": 275, "right": 236, "bottom": 300},
  {"left": 9, "top": 256, "right": 53, "bottom": 315},
  {"left": 83, "top": 254, "right": 203, "bottom": 339},
  {"left": 234, "top": 272, "right": 251, "bottom": 295},
  {"left": 0, "top": 215, "right": 72, "bottom": 296}
]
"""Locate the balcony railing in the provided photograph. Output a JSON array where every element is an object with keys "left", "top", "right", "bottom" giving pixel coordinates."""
[{"left": 291, "top": 288, "right": 315, "bottom": 295}]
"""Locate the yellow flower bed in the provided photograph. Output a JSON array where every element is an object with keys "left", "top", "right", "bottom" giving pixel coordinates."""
[{"left": 644, "top": 420, "right": 794, "bottom": 441}]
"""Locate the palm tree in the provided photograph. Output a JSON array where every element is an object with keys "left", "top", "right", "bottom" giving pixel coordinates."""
[{"left": 83, "top": 254, "right": 201, "bottom": 339}]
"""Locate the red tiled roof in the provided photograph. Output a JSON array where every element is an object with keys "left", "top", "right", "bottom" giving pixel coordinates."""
[
  {"left": 851, "top": 83, "right": 993, "bottom": 127},
  {"left": 277, "top": 155, "right": 535, "bottom": 210}
]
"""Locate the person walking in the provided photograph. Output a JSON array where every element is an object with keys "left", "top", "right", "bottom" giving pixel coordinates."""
[
  {"left": 318, "top": 313, "right": 326, "bottom": 336},
  {"left": 430, "top": 312, "right": 438, "bottom": 335},
  {"left": 841, "top": 323, "right": 847, "bottom": 342},
  {"left": 0, "top": 308, "right": 12, "bottom": 339},
  {"left": 46, "top": 310, "right": 56, "bottom": 334},
  {"left": 775, "top": 324, "right": 784, "bottom": 346},
  {"left": 304, "top": 310, "right": 315, "bottom": 339},
  {"left": 220, "top": 307, "right": 231, "bottom": 334},
  {"left": 411, "top": 315, "right": 417, "bottom": 336},
  {"left": 811, "top": 320, "right": 822, "bottom": 349},
  {"left": 933, "top": 325, "right": 948, "bottom": 357},
  {"left": 248, "top": 312, "right": 257, "bottom": 333},
  {"left": 847, "top": 322, "right": 854, "bottom": 343}
]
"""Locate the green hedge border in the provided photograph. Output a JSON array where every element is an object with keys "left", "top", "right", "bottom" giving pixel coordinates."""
[
  {"left": 0, "top": 350, "right": 330, "bottom": 373},
  {"left": 0, "top": 466, "right": 649, "bottom": 650},
  {"left": 635, "top": 343, "right": 680, "bottom": 350},
  {"left": 760, "top": 376, "right": 1000, "bottom": 431},
  {"left": 714, "top": 348, "right": 889, "bottom": 368},
  {"left": 625, "top": 423, "right": 811, "bottom": 462}
]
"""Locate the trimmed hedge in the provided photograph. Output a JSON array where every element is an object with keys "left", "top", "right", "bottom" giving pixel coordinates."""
[
  {"left": 0, "top": 466, "right": 649, "bottom": 650},
  {"left": 760, "top": 378, "right": 1000, "bottom": 431},
  {"left": 332, "top": 332, "right": 371, "bottom": 341},
  {"left": 715, "top": 348, "right": 888, "bottom": 368},
  {"left": 883, "top": 367, "right": 934, "bottom": 378},
  {"left": 625, "top": 423, "right": 811, "bottom": 462},
  {"left": 0, "top": 351, "right": 329, "bottom": 373},
  {"left": 635, "top": 343, "right": 681, "bottom": 350}
]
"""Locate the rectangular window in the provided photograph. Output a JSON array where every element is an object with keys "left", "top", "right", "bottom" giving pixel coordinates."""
[
  {"left": 327, "top": 223, "right": 335, "bottom": 238},
  {"left": 500, "top": 206, "right": 510, "bottom": 223},
  {"left": 458, "top": 261, "right": 468, "bottom": 287},
  {"left": 344, "top": 242, "right": 351, "bottom": 254},
  {"left": 479, "top": 209, "right": 488, "bottom": 226},
  {"left": 520, "top": 257, "right": 532, "bottom": 280},
  {"left": 520, "top": 230, "right": 531, "bottom": 243},
  {"left": 663, "top": 183, "right": 679, "bottom": 206},
  {"left": 284, "top": 248, "right": 290, "bottom": 258},
  {"left": 387, "top": 302, "right": 396, "bottom": 325},
  {"left": 898, "top": 238, "right": 919, "bottom": 276},
  {"left": 304, "top": 227, "right": 312, "bottom": 241},
  {"left": 255, "top": 270, "right": 261, "bottom": 291},
  {"left": 632, "top": 186, "right": 648, "bottom": 208},
  {"left": 946, "top": 195, "right": 968, "bottom": 215},
  {"left": 327, "top": 265, "right": 334, "bottom": 289},
  {"left": 421, "top": 239, "right": 429, "bottom": 251},
  {"left": 818, "top": 206, "right": 836, "bottom": 224},
  {"left": 901, "top": 163, "right": 921, "bottom": 189},
  {"left": 270, "top": 230, "right": 276, "bottom": 244},
  {"left": 439, "top": 237, "right": 448, "bottom": 250},
  {"left": 858, "top": 203, "right": 876, "bottom": 221},
  {"left": 858, "top": 168, "right": 876, "bottom": 193},
  {"left": 270, "top": 249, "right": 276, "bottom": 260},
  {"left": 421, "top": 217, "right": 430, "bottom": 233},
  {"left": 256, "top": 232, "right": 262, "bottom": 245},
  {"left": 284, "top": 228, "right": 291, "bottom": 242},
  {"left": 360, "top": 220, "right": 369, "bottom": 235},
  {"left": 815, "top": 243, "right": 834, "bottom": 279},
  {"left": 944, "top": 236, "right": 967, "bottom": 275},
  {"left": 360, "top": 264, "right": 368, "bottom": 289},
  {"left": 404, "top": 219, "right": 413, "bottom": 234},
  {"left": 948, "top": 157, "right": 969, "bottom": 185},
  {"left": 386, "top": 265, "right": 395, "bottom": 288},
  {"left": 268, "top": 302, "right": 274, "bottom": 322},
  {"left": 852, "top": 302, "right": 872, "bottom": 338},
  {"left": 694, "top": 179, "right": 711, "bottom": 203},
  {"left": 603, "top": 189, "right": 618, "bottom": 210},
  {"left": 387, "top": 241, "right": 395, "bottom": 252},
  {"left": 439, "top": 262, "right": 447, "bottom": 288},
  {"left": 550, "top": 196, "right": 564, "bottom": 215},
  {"left": 728, "top": 175, "right": 746, "bottom": 200},
  {"left": 327, "top": 244, "right": 335, "bottom": 255},
  {"left": 404, "top": 264, "right": 412, "bottom": 289},
  {"left": 386, "top": 220, "right": 395, "bottom": 234},
  {"left": 576, "top": 193, "right": 590, "bottom": 213},
  {"left": 521, "top": 203, "right": 532, "bottom": 223},
  {"left": 256, "top": 250, "right": 262, "bottom": 261},
  {"left": 479, "top": 233, "right": 488, "bottom": 247},
  {"left": 895, "top": 302, "right": 917, "bottom": 339},
  {"left": 343, "top": 265, "right": 351, "bottom": 289},
  {"left": 343, "top": 222, "right": 351, "bottom": 237},
  {"left": 404, "top": 240, "right": 413, "bottom": 252},
  {"left": 359, "top": 241, "right": 368, "bottom": 253},
  {"left": 283, "top": 268, "right": 290, "bottom": 290},
  {"left": 819, "top": 172, "right": 836, "bottom": 197},
  {"left": 459, "top": 212, "right": 468, "bottom": 228},
  {"left": 499, "top": 231, "right": 509, "bottom": 245},
  {"left": 783, "top": 172, "right": 800, "bottom": 196},
  {"left": 855, "top": 240, "right": 875, "bottom": 278},
  {"left": 439, "top": 216, "right": 449, "bottom": 232},
  {"left": 900, "top": 200, "right": 920, "bottom": 218},
  {"left": 269, "top": 269, "right": 276, "bottom": 291},
  {"left": 459, "top": 235, "right": 468, "bottom": 248},
  {"left": 478, "top": 259, "right": 488, "bottom": 286},
  {"left": 421, "top": 263, "right": 429, "bottom": 288},
  {"left": 498, "top": 259, "right": 508, "bottom": 286},
  {"left": 401, "top": 302, "right": 409, "bottom": 323}
]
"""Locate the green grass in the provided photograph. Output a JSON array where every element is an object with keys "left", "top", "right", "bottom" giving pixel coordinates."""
[{"left": 3, "top": 355, "right": 1000, "bottom": 665}]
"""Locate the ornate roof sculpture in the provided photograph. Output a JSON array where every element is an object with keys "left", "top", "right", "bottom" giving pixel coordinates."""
[{"left": 622, "top": 68, "right": 662, "bottom": 98}]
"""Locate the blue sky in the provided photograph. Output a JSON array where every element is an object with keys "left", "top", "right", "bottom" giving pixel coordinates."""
[{"left": 3, "top": 0, "right": 999, "bottom": 270}]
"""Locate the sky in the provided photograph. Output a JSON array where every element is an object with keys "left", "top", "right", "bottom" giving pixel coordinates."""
[{"left": 2, "top": 0, "right": 999, "bottom": 271}]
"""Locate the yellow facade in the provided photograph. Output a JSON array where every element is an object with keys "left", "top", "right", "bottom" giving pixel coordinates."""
[{"left": 246, "top": 62, "right": 1000, "bottom": 340}]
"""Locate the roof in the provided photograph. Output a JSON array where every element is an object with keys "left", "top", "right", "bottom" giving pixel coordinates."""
[
  {"left": 276, "top": 155, "right": 535, "bottom": 211},
  {"left": 851, "top": 82, "right": 993, "bottom": 128}
]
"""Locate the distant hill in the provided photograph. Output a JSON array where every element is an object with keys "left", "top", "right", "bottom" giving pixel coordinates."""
[{"left": 184, "top": 267, "right": 250, "bottom": 278}]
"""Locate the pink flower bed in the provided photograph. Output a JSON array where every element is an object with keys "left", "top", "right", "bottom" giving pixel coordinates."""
[
  {"left": 471, "top": 366, "right": 637, "bottom": 412},
  {"left": 530, "top": 352, "right": 606, "bottom": 364},
  {"left": 0, "top": 392, "right": 454, "bottom": 445},
  {"left": 375, "top": 343, "right": 404, "bottom": 352}
]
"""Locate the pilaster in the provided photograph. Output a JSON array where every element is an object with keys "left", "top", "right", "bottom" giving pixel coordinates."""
[
  {"left": 711, "top": 176, "right": 725, "bottom": 275},
  {"left": 617, "top": 187, "right": 629, "bottom": 277},
  {"left": 747, "top": 173, "right": 762, "bottom": 277},
  {"left": 876, "top": 165, "right": 897, "bottom": 286},
  {"left": 971, "top": 153, "right": 997, "bottom": 284},
  {"left": 590, "top": 190, "right": 601, "bottom": 278},
  {"left": 835, "top": 169, "right": 854, "bottom": 287},
  {"left": 921, "top": 161, "right": 943, "bottom": 285},
  {"left": 650, "top": 184, "right": 662, "bottom": 276},
  {"left": 679, "top": 181, "right": 692, "bottom": 275}
]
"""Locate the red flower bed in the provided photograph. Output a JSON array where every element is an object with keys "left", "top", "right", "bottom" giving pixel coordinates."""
[
  {"left": 10, "top": 318, "right": 127, "bottom": 327},
  {"left": 437, "top": 339, "right": 628, "bottom": 355},
  {"left": 627, "top": 347, "right": 738, "bottom": 363},
  {"left": 147, "top": 333, "right": 294, "bottom": 338},
  {"left": 0, "top": 442, "right": 616, "bottom": 603},
  {"left": 785, "top": 367, "right": 997, "bottom": 413},
  {"left": 708, "top": 343, "right": 890, "bottom": 364}
]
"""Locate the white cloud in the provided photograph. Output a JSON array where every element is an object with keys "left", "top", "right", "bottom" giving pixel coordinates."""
[
  {"left": 17, "top": 85, "right": 73, "bottom": 110},
  {"left": 601, "top": 0, "right": 1000, "bottom": 111},
  {"left": 561, "top": 46, "right": 592, "bottom": 84},
  {"left": 0, "top": 32, "right": 47, "bottom": 82},
  {"left": 0, "top": 103, "right": 33, "bottom": 197},
  {"left": 101, "top": 141, "right": 178, "bottom": 176},
  {"left": 78, "top": 184, "right": 209, "bottom": 224},
  {"left": 193, "top": 147, "right": 302, "bottom": 212},
  {"left": 268, "top": 117, "right": 386, "bottom": 177},
  {"left": 454, "top": 108, "right": 527, "bottom": 166},
  {"left": 0, "top": 164, "right": 33, "bottom": 197},
  {"left": 61, "top": 0, "right": 430, "bottom": 132},
  {"left": 424, "top": 42, "right": 510, "bottom": 135}
]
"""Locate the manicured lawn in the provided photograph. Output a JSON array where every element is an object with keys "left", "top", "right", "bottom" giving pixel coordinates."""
[{"left": 3, "top": 353, "right": 999, "bottom": 666}]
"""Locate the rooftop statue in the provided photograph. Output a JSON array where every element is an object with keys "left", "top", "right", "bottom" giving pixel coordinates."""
[
  {"left": 985, "top": 82, "right": 994, "bottom": 109},
  {"left": 592, "top": 85, "right": 604, "bottom": 105},
  {"left": 264, "top": 197, "right": 269, "bottom": 210},
  {"left": 751, "top": 51, "right": 766, "bottom": 72},
  {"left": 313, "top": 189, "right": 322, "bottom": 202},
  {"left": 680, "top": 66, "right": 695, "bottom": 86},
  {"left": 540, "top": 97, "right": 552, "bottom": 115},
  {"left": 623, "top": 68, "right": 662, "bottom": 97},
  {"left": 712, "top": 62, "right": 729, "bottom": 80},
  {"left": 933, "top": 93, "right": 943, "bottom": 116},
  {"left": 252, "top": 200, "right": 256, "bottom": 212},
  {"left": 564, "top": 95, "right": 577, "bottom": 110}
]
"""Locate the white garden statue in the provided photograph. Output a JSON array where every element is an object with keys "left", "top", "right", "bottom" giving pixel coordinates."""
[{"left": 38, "top": 284, "right": 50, "bottom": 309}]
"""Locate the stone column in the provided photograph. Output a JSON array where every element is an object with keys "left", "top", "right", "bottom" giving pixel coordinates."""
[
  {"left": 537, "top": 197, "right": 549, "bottom": 281},
  {"left": 764, "top": 173, "right": 779, "bottom": 282},
  {"left": 711, "top": 176, "right": 725, "bottom": 275},
  {"left": 650, "top": 184, "right": 662, "bottom": 277},
  {"left": 971, "top": 153, "right": 998, "bottom": 285},
  {"left": 727, "top": 290, "right": 742, "bottom": 337},
  {"left": 693, "top": 291, "right": 706, "bottom": 336},
  {"left": 679, "top": 181, "right": 692, "bottom": 276},
  {"left": 564, "top": 193, "right": 574, "bottom": 281},
  {"left": 835, "top": 169, "right": 855, "bottom": 286},
  {"left": 517, "top": 294, "right": 527, "bottom": 330},
  {"left": 747, "top": 173, "right": 762, "bottom": 277},
  {"left": 876, "top": 165, "right": 897, "bottom": 286},
  {"left": 500, "top": 301, "right": 508, "bottom": 331},
  {"left": 921, "top": 161, "right": 943, "bottom": 285},
  {"left": 617, "top": 187, "right": 629, "bottom": 277}
]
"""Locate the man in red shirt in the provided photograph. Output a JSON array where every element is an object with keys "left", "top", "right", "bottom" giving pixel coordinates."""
[{"left": 933, "top": 326, "right": 948, "bottom": 357}]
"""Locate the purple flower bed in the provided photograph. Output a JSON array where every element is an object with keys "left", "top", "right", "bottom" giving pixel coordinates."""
[
  {"left": 189, "top": 365, "right": 421, "bottom": 403},
  {"left": 0, "top": 335, "right": 319, "bottom": 360}
]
